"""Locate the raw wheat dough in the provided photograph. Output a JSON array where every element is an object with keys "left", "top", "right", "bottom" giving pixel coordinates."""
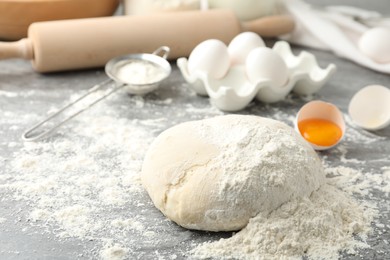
[{"left": 141, "top": 115, "right": 325, "bottom": 231}]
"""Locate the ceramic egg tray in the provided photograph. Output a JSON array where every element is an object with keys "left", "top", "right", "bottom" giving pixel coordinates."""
[{"left": 177, "top": 41, "right": 336, "bottom": 111}]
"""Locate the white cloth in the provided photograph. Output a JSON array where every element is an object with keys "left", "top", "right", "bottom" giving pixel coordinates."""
[{"left": 280, "top": 0, "right": 390, "bottom": 74}]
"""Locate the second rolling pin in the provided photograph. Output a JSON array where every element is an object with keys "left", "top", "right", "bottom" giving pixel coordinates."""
[{"left": 0, "top": 9, "right": 294, "bottom": 72}]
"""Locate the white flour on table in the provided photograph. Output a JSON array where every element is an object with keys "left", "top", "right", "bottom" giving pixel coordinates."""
[{"left": 1, "top": 89, "right": 389, "bottom": 259}]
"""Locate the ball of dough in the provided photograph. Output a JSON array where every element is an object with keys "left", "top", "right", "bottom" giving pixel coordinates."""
[{"left": 141, "top": 115, "right": 325, "bottom": 232}]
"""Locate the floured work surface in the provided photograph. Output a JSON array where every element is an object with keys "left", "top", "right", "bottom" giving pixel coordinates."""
[{"left": 0, "top": 43, "right": 389, "bottom": 259}]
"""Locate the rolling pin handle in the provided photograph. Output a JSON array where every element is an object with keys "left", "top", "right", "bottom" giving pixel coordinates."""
[
  {"left": 241, "top": 15, "right": 295, "bottom": 37},
  {"left": 0, "top": 38, "right": 33, "bottom": 60}
]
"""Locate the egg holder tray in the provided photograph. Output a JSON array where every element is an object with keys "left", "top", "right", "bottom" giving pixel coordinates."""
[{"left": 177, "top": 41, "right": 337, "bottom": 111}]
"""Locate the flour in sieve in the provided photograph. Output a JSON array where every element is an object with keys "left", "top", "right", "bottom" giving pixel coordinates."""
[{"left": 116, "top": 60, "right": 167, "bottom": 84}]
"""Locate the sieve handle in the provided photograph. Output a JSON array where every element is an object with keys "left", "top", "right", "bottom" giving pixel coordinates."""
[
  {"left": 22, "top": 79, "right": 125, "bottom": 142},
  {"left": 152, "top": 46, "right": 170, "bottom": 60}
]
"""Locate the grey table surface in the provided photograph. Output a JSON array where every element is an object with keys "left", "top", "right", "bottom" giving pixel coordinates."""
[{"left": 1, "top": 1, "right": 390, "bottom": 260}]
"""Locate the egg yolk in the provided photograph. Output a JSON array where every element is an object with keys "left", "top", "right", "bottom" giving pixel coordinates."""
[{"left": 298, "top": 118, "right": 342, "bottom": 147}]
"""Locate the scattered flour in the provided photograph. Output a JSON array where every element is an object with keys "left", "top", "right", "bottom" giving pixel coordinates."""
[
  {"left": 0, "top": 88, "right": 389, "bottom": 259},
  {"left": 100, "top": 240, "right": 129, "bottom": 260},
  {"left": 326, "top": 166, "right": 390, "bottom": 197},
  {"left": 382, "top": 168, "right": 390, "bottom": 194},
  {"left": 1, "top": 90, "right": 164, "bottom": 258},
  {"left": 111, "top": 218, "right": 145, "bottom": 232},
  {"left": 191, "top": 184, "right": 374, "bottom": 260},
  {"left": 0, "top": 90, "right": 18, "bottom": 98}
]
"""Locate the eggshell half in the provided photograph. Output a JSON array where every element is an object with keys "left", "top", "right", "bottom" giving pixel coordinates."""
[
  {"left": 295, "top": 100, "right": 345, "bottom": 150},
  {"left": 348, "top": 85, "right": 390, "bottom": 130}
]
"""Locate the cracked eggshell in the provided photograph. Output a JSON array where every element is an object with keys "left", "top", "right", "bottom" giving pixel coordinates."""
[
  {"left": 348, "top": 85, "right": 390, "bottom": 130},
  {"left": 295, "top": 101, "right": 345, "bottom": 150},
  {"left": 187, "top": 39, "right": 230, "bottom": 79},
  {"left": 245, "top": 47, "right": 289, "bottom": 87},
  {"left": 228, "top": 32, "right": 265, "bottom": 65}
]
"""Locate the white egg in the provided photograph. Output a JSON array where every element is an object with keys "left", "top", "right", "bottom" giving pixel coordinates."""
[
  {"left": 245, "top": 47, "right": 288, "bottom": 87},
  {"left": 348, "top": 85, "right": 390, "bottom": 130},
  {"left": 358, "top": 27, "right": 390, "bottom": 64},
  {"left": 228, "top": 32, "right": 265, "bottom": 65},
  {"left": 187, "top": 39, "right": 230, "bottom": 79}
]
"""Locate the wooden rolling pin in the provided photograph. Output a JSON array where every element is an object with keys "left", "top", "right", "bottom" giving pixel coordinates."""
[{"left": 0, "top": 10, "right": 294, "bottom": 73}]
